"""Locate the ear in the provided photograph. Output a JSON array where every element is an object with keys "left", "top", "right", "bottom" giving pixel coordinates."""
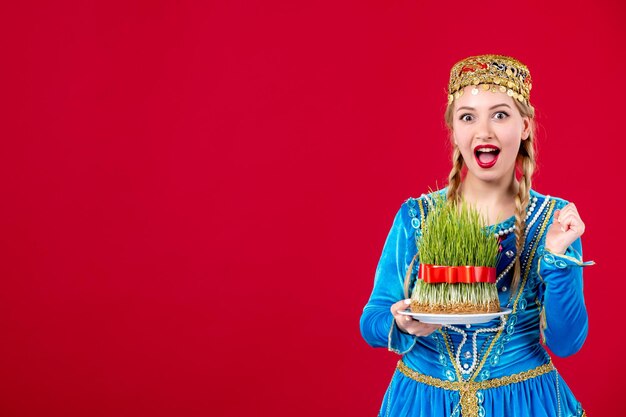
[{"left": 521, "top": 116, "right": 531, "bottom": 140}]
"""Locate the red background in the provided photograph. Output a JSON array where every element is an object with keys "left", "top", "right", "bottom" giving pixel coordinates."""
[{"left": 1, "top": 1, "right": 622, "bottom": 416}]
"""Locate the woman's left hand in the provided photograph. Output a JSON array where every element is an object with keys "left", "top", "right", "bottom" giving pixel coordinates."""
[{"left": 544, "top": 202, "right": 586, "bottom": 255}]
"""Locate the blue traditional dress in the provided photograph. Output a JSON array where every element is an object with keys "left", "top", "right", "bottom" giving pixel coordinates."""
[{"left": 360, "top": 188, "right": 594, "bottom": 417}]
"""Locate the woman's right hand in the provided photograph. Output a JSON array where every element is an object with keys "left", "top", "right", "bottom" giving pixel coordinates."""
[{"left": 391, "top": 299, "right": 442, "bottom": 337}]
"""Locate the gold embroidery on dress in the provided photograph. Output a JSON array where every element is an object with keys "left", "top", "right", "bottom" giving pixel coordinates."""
[
  {"left": 431, "top": 200, "right": 559, "bottom": 417},
  {"left": 397, "top": 360, "right": 556, "bottom": 417},
  {"left": 397, "top": 359, "right": 555, "bottom": 389}
]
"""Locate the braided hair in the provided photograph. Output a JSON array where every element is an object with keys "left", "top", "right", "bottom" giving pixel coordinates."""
[{"left": 443, "top": 93, "right": 536, "bottom": 295}]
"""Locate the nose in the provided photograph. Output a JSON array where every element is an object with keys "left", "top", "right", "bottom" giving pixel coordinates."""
[{"left": 475, "top": 116, "right": 494, "bottom": 141}]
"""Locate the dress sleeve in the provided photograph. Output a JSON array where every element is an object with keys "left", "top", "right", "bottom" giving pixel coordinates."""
[
  {"left": 536, "top": 234, "right": 595, "bottom": 358},
  {"left": 359, "top": 202, "right": 418, "bottom": 355}
]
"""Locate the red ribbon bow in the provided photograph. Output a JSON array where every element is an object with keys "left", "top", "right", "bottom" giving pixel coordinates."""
[{"left": 418, "top": 264, "right": 496, "bottom": 284}]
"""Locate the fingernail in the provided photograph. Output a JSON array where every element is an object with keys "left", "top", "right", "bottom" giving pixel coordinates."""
[
  {"left": 405, "top": 316, "right": 410, "bottom": 321},
  {"left": 561, "top": 226, "right": 566, "bottom": 232},
  {"left": 404, "top": 299, "right": 411, "bottom": 305}
]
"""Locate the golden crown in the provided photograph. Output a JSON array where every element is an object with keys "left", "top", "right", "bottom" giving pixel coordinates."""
[{"left": 447, "top": 54, "right": 533, "bottom": 106}]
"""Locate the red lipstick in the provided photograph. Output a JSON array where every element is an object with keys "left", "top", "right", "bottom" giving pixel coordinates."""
[{"left": 474, "top": 144, "right": 500, "bottom": 169}]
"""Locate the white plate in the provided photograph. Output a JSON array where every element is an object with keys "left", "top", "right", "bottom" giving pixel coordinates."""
[{"left": 398, "top": 307, "right": 512, "bottom": 325}]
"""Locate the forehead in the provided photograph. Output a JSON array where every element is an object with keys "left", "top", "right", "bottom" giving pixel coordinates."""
[{"left": 453, "top": 84, "right": 516, "bottom": 111}]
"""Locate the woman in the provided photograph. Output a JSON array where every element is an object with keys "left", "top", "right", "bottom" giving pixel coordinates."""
[{"left": 360, "top": 54, "right": 593, "bottom": 417}]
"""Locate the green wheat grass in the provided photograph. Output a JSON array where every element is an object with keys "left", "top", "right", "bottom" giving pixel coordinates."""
[{"left": 411, "top": 192, "right": 502, "bottom": 313}]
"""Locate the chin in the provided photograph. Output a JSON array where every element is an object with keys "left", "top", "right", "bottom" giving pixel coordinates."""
[{"left": 467, "top": 168, "right": 506, "bottom": 183}]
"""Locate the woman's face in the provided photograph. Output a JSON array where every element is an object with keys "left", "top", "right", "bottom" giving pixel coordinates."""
[{"left": 451, "top": 85, "right": 531, "bottom": 185}]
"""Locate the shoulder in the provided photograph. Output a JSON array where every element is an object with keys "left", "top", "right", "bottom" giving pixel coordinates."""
[
  {"left": 530, "top": 189, "right": 570, "bottom": 211},
  {"left": 404, "top": 188, "right": 447, "bottom": 207},
  {"left": 400, "top": 188, "right": 447, "bottom": 229}
]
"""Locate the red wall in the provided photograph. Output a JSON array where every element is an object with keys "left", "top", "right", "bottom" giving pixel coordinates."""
[{"left": 1, "top": 1, "right": 622, "bottom": 416}]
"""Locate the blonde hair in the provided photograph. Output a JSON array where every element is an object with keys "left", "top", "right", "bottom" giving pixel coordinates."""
[{"left": 443, "top": 91, "right": 536, "bottom": 296}]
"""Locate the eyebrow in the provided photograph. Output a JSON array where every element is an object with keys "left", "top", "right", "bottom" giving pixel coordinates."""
[{"left": 456, "top": 104, "right": 512, "bottom": 113}]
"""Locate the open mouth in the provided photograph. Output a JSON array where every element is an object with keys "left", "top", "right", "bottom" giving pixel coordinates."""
[{"left": 474, "top": 145, "right": 500, "bottom": 168}]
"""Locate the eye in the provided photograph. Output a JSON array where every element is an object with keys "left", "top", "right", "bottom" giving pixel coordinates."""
[
  {"left": 494, "top": 111, "right": 509, "bottom": 120},
  {"left": 459, "top": 114, "right": 473, "bottom": 122}
]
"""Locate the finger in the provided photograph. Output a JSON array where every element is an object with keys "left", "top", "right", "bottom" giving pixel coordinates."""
[
  {"left": 413, "top": 324, "right": 443, "bottom": 337},
  {"left": 559, "top": 203, "right": 579, "bottom": 217},
  {"left": 396, "top": 318, "right": 418, "bottom": 335},
  {"left": 392, "top": 311, "right": 412, "bottom": 324},
  {"left": 560, "top": 206, "right": 584, "bottom": 226},
  {"left": 557, "top": 211, "right": 579, "bottom": 231},
  {"left": 567, "top": 202, "right": 578, "bottom": 212},
  {"left": 558, "top": 210, "right": 577, "bottom": 222},
  {"left": 557, "top": 208, "right": 574, "bottom": 221},
  {"left": 564, "top": 219, "right": 584, "bottom": 234},
  {"left": 560, "top": 215, "right": 585, "bottom": 235},
  {"left": 393, "top": 311, "right": 411, "bottom": 325},
  {"left": 393, "top": 316, "right": 413, "bottom": 334},
  {"left": 558, "top": 212, "right": 580, "bottom": 229},
  {"left": 391, "top": 299, "right": 411, "bottom": 315},
  {"left": 422, "top": 324, "right": 442, "bottom": 332},
  {"left": 399, "top": 319, "right": 423, "bottom": 331},
  {"left": 410, "top": 322, "right": 440, "bottom": 330}
]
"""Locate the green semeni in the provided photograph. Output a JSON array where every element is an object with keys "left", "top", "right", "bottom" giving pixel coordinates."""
[{"left": 411, "top": 193, "right": 502, "bottom": 314}]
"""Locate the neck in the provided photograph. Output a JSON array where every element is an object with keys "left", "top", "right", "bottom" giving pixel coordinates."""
[
  {"left": 457, "top": 172, "right": 521, "bottom": 225},
  {"left": 460, "top": 173, "right": 519, "bottom": 204}
]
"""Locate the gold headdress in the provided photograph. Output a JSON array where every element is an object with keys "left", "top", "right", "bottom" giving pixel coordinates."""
[{"left": 447, "top": 54, "right": 533, "bottom": 106}]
